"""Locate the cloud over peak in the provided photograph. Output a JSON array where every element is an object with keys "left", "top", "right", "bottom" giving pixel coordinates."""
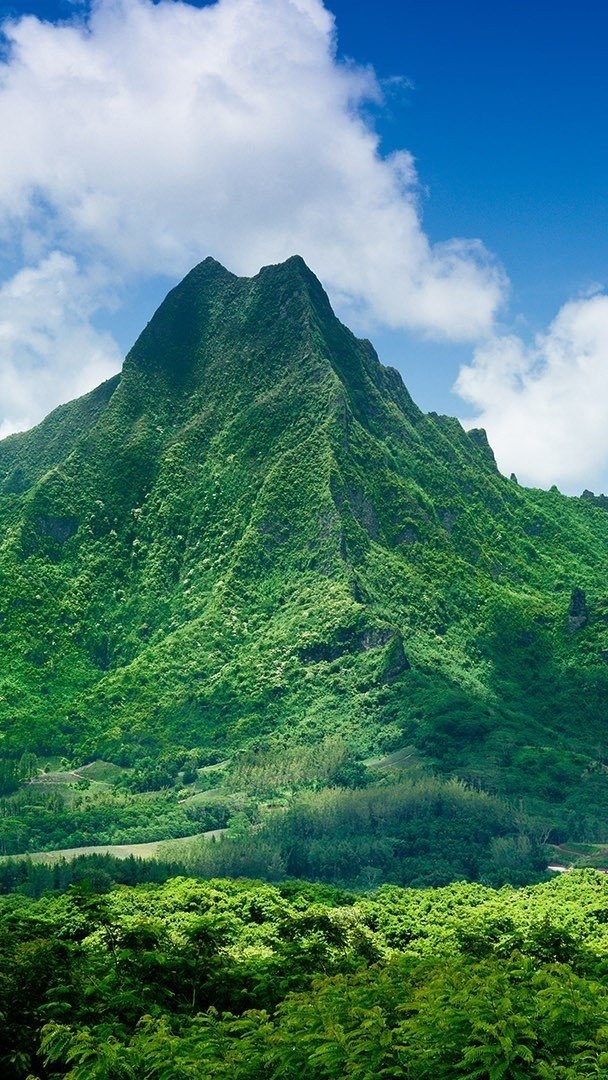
[
  {"left": 1, "top": 0, "right": 606, "bottom": 493},
  {"left": 0, "top": 253, "right": 120, "bottom": 438},
  {"left": 0, "top": 0, "right": 503, "bottom": 339}
]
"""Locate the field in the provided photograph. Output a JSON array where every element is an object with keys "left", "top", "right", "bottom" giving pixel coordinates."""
[{"left": 0, "top": 828, "right": 226, "bottom": 865}]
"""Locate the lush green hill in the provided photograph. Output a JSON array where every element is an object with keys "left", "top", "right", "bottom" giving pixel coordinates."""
[{"left": 0, "top": 254, "right": 608, "bottom": 857}]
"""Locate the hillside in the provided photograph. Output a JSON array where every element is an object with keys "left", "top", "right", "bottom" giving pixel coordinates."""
[{"left": 0, "top": 255, "right": 607, "bottom": 860}]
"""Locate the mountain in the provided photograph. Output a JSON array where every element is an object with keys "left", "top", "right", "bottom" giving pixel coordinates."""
[{"left": 1, "top": 254, "right": 608, "bottom": 843}]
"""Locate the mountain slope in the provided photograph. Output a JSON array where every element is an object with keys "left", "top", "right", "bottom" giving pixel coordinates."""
[{"left": 0, "top": 255, "right": 608, "bottom": 832}]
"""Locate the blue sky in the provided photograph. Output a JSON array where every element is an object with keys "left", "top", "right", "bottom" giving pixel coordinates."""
[
  {"left": 0, "top": 0, "right": 607, "bottom": 491},
  {"left": 337, "top": 1, "right": 608, "bottom": 306},
  {"left": 330, "top": 0, "right": 608, "bottom": 414}
]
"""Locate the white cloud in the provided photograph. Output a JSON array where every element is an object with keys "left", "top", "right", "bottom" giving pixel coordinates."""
[
  {"left": 456, "top": 293, "right": 608, "bottom": 492},
  {"left": 13, "top": 0, "right": 607, "bottom": 494},
  {"left": 0, "top": 0, "right": 504, "bottom": 357},
  {"left": 0, "top": 253, "right": 121, "bottom": 437}
]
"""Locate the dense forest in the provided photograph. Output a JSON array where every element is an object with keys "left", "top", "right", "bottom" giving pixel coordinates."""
[{"left": 1, "top": 869, "right": 608, "bottom": 1077}]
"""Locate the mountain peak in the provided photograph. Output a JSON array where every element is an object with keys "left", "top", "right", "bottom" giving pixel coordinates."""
[
  {"left": 255, "top": 253, "right": 335, "bottom": 315},
  {"left": 120, "top": 253, "right": 335, "bottom": 392},
  {"left": 1, "top": 243, "right": 608, "bottom": 865},
  {"left": 188, "top": 254, "right": 238, "bottom": 280},
  {"left": 257, "top": 253, "right": 317, "bottom": 282},
  {"left": 116, "top": 252, "right": 427, "bottom": 443},
  {"left": 185, "top": 253, "right": 331, "bottom": 313},
  {"left": 188, "top": 252, "right": 315, "bottom": 287}
]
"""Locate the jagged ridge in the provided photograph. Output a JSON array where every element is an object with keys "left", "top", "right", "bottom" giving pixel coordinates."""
[{"left": 0, "top": 256, "right": 607, "bottom": 830}]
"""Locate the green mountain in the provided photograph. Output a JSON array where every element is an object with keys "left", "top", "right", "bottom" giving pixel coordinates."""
[{"left": 1, "top": 254, "right": 608, "bottom": 848}]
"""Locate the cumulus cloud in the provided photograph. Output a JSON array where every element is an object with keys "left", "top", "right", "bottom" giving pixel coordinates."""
[
  {"left": 456, "top": 293, "right": 608, "bottom": 492},
  {"left": 7, "top": 0, "right": 603, "bottom": 494},
  {"left": 0, "top": 0, "right": 504, "bottom": 350},
  {"left": 0, "top": 253, "right": 121, "bottom": 437}
]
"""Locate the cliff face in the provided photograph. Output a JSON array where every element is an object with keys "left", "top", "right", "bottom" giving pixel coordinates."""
[{"left": 0, "top": 255, "right": 607, "bottom": 819}]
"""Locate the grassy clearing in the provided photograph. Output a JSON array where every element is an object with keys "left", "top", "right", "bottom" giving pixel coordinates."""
[
  {"left": 0, "top": 829, "right": 226, "bottom": 865},
  {"left": 366, "top": 746, "right": 417, "bottom": 770},
  {"left": 76, "top": 760, "right": 127, "bottom": 783}
]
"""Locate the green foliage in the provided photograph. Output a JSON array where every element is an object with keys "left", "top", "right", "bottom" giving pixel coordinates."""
[
  {"left": 0, "top": 754, "right": 38, "bottom": 797},
  {"left": 0, "top": 785, "right": 229, "bottom": 854},
  {"left": 0, "top": 871, "right": 608, "bottom": 1077}
]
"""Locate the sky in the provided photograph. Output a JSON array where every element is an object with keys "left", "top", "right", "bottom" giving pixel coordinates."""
[{"left": 0, "top": 0, "right": 607, "bottom": 492}]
